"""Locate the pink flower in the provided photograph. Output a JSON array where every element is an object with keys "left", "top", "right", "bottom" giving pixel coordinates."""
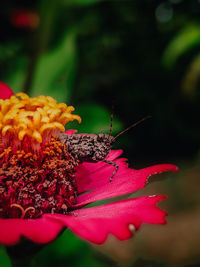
[
  {"left": 10, "top": 9, "right": 39, "bottom": 30},
  {"left": 0, "top": 82, "right": 178, "bottom": 246}
]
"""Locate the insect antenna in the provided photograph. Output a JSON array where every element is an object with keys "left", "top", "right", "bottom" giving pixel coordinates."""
[
  {"left": 109, "top": 105, "right": 114, "bottom": 136},
  {"left": 114, "top": 115, "right": 152, "bottom": 140}
]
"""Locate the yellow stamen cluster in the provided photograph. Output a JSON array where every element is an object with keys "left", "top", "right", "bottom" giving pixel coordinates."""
[{"left": 0, "top": 93, "right": 81, "bottom": 143}]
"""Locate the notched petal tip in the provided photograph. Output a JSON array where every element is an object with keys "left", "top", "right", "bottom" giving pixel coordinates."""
[
  {"left": 44, "top": 195, "right": 169, "bottom": 245},
  {"left": 75, "top": 162, "right": 177, "bottom": 208},
  {"left": 144, "top": 163, "right": 179, "bottom": 184}
]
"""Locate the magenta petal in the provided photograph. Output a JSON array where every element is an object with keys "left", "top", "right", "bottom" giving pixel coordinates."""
[
  {"left": 0, "top": 82, "right": 14, "bottom": 99},
  {"left": 65, "top": 129, "right": 77, "bottom": 135},
  {"left": 75, "top": 163, "right": 178, "bottom": 207},
  {"left": 46, "top": 195, "right": 167, "bottom": 244},
  {"left": 0, "top": 217, "right": 63, "bottom": 246},
  {"left": 106, "top": 149, "right": 124, "bottom": 161},
  {"left": 75, "top": 150, "right": 124, "bottom": 193},
  {"left": 64, "top": 130, "right": 95, "bottom": 136}
]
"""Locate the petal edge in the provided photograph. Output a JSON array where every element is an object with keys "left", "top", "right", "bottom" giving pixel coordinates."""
[{"left": 0, "top": 82, "right": 14, "bottom": 99}]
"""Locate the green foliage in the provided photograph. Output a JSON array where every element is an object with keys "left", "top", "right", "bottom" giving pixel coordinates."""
[
  {"left": 4, "top": 57, "right": 27, "bottom": 93},
  {"left": 29, "top": 29, "right": 78, "bottom": 102},
  {"left": 33, "top": 230, "right": 106, "bottom": 267},
  {"left": 162, "top": 24, "right": 200, "bottom": 68},
  {"left": 72, "top": 103, "right": 122, "bottom": 134},
  {"left": 4, "top": 30, "right": 78, "bottom": 102},
  {"left": 0, "top": 246, "right": 11, "bottom": 267},
  {"left": 0, "top": 43, "right": 21, "bottom": 62},
  {"left": 181, "top": 53, "right": 200, "bottom": 98}
]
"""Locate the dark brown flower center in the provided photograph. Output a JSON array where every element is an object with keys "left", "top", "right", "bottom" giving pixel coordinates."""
[{"left": 0, "top": 138, "right": 78, "bottom": 219}]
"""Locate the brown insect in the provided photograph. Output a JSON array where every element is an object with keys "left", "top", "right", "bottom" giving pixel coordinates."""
[{"left": 59, "top": 116, "right": 151, "bottom": 182}]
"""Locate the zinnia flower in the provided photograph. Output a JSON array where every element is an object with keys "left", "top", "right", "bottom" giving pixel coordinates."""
[
  {"left": 0, "top": 82, "right": 178, "bottom": 246},
  {"left": 10, "top": 9, "right": 39, "bottom": 30}
]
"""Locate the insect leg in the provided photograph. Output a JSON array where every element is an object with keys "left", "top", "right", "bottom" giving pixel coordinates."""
[{"left": 103, "top": 159, "right": 119, "bottom": 182}]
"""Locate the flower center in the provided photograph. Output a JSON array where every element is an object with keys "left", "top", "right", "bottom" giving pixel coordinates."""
[
  {"left": 0, "top": 138, "right": 78, "bottom": 219},
  {"left": 0, "top": 92, "right": 81, "bottom": 153},
  {"left": 0, "top": 93, "right": 81, "bottom": 219}
]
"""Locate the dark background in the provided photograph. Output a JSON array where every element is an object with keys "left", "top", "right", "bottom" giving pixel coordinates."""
[{"left": 0, "top": 0, "right": 200, "bottom": 266}]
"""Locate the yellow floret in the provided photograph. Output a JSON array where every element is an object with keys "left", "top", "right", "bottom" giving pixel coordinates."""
[{"left": 0, "top": 93, "right": 81, "bottom": 143}]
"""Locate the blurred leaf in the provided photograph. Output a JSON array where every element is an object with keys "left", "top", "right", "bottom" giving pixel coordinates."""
[
  {"left": 70, "top": 103, "right": 122, "bottom": 134},
  {"left": 162, "top": 24, "right": 200, "bottom": 69},
  {"left": 50, "top": 230, "right": 84, "bottom": 257},
  {"left": 0, "top": 43, "right": 21, "bottom": 61},
  {"left": 181, "top": 53, "right": 200, "bottom": 99},
  {"left": 0, "top": 246, "right": 11, "bottom": 267},
  {"left": 33, "top": 230, "right": 106, "bottom": 267},
  {"left": 74, "top": 255, "right": 106, "bottom": 267},
  {"left": 4, "top": 57, "right": 27, "bottom": 93},
  {"left": 33, "top": 230, "right": 84, "bottom": 266},
  {"left": 29, "top": 29, "right": 78, "bottom": 102}
]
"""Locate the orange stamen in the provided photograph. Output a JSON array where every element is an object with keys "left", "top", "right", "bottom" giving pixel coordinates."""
[
  {"left": 24, "top": 207, "right": 35, "bottom": 217},
  {"left": 0, "top": 93, "right": 81, "bottom": 145},
  {"left": 10, "top": 203, "right": 25, "bottom": 219}
]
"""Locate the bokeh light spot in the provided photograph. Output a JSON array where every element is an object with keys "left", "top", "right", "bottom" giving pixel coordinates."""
[{"left": 155, "top": 2, "right": 173, "bottom": 23}]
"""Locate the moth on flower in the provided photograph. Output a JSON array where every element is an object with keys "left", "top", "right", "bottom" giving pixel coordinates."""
[{"left": 0, "top": 82, "right": 178, "bottom": 246}]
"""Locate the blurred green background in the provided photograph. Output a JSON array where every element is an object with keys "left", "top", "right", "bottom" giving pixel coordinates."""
[{"left": 0, "top": 0, "right": 200, "bottom": 266}]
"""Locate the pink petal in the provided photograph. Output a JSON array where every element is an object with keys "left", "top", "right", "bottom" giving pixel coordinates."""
[
  {"left": 65, "top": 129, "right": 77, "bottom": 135},
  {"left": 0, "top": 217, "right": 63, "bottom": 246},
  {"left": 64, "top": 130, "right": 95, "bottom": 136},
  {"left": 46, "top": 195, "right": 167, "bottom": 244},
  {"left": 75, "top": 163, "right": 178, "bottom": 207},
  {"left": 0, "top": 82, "right": 14, "bottom": 99},
  {"left": 75, "top": 150, "right": 124, "bottom": 193}
]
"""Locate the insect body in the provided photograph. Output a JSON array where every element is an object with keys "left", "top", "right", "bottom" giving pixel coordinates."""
[
  {"left": 59, "top": 132, "right": 118, "bottom": 182},
  {"left": 59, "top": 116, "right": 151, "bottom": 182}
]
